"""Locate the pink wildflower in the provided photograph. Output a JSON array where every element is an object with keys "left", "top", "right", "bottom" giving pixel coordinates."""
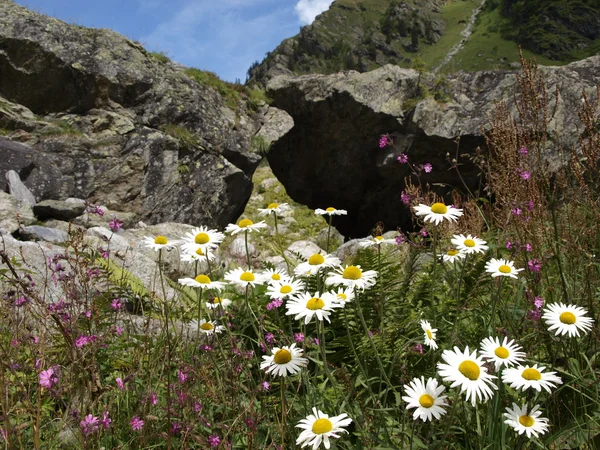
[
  {"left": 130, "top": 416, "right": 144, "bottom": 431},
  {"left": 379, "top": 135, "right": 389, "bottom": 148},
  {"left": 527, "top": 259, "right": 542, "bottom": 272},
  {"left": 264, "top": 332, "right": 275, "bottom": 344},
  {"left": 39, "top": 367, "right": 59, "bottom": 389},
  {"left": 109, "top": 217, "right": 123, "bottom": 232},
  {"left": 178, "top": 370, "right": 188, "bottom": 384},
  {"left": 397, "top": 153, "right": 408, "bottom": 164},
  {"left": 116, "top": 377, "right": 125, "bottom": 391},
  {"left": 208, "top": 435, "right": 221, "bottom": 447},
  {"left": 400, "top": 191, "right": 412, "bottom": 206},
  {"left": 520, "top": 171, "right": 531, "bottom": 180},
  {"left": 111, "top": 298, "right": 123, "bottom": 311},
  {"left": 80, "top": 414, "right": 100, "bottom": 436},
  {"left": 262, "top": 381, "right": 271, "bottom": 391},
  {"left": 100, "top": 411, "right": 111, "bottom": 430},
  {"left": 423, "top": 163, "right": 433, "bottom": 173},
  {"left": 294, "top": 332, "right": 305, "bottom": 343},
  {"left": 519, "top": 147, "right": 528, "bottom": 155}
]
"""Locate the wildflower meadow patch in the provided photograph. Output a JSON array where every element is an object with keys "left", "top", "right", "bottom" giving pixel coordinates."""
[{"left": 1, "top": 55, "right": 600, "bottom": 449}]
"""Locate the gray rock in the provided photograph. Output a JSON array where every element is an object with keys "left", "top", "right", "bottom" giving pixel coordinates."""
[
  {"left": 0, "top": 1, "right": 290, "bottom": 229},
  {"left": 0, "top": 191, "right": 36, "bottom": 233},
  {"left": 286, "top": 240, "right": 323, "bottom": 260},
  {"left": 18, "top": 225, "right": 69, "bottom": 243},
  {"left": 266, "top": 57, "right": 600, "bottom": 237},
  {"left": 33, "top": 199, "right": 86, "bottom": 221},
  {"left": 5, "top": 170, "right": 36, "bottom": 206}
]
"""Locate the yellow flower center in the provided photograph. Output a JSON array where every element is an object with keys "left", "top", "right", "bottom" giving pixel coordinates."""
[
  {"left": 519, "top": 415, "right": 535, "bottom": 427},
  {"left": 308, "top": 254, "right": 325, "bottom": 265},
  {"left": 312, "top": 418, "right": 333, "bottom": 434},
  {"left": 200, "top": 322, "right": 214, "bottom": 331},
  {"left": 498, "top": 265, "right": 512, "bottom": 273},
  {"left": 426, "top": 329, "right": 433, "bottom": 339},
  {"left": 154, "top": 236, "right": 168, "bottom": 245},
  {"left": 273, "top": 349, "right": 292, "bottom": 364},
  {"left": 419, "top": 394, "right": 434, "bottom": 408},
  {"left": 280, "top": 285, "right": 293, "bottom": 294},
  {"left": 494, "top": 347, "right": 509, "bottom": 359},
  {"left": 267, "top": 203, "right": 279, "bottom": 209},
  {"left": 240, "top": 271, "right": 255, "bottom": 282},
  {"left": 375, "top": 236, "right": 384, "bottom": 241},
  {"left": 212, "top": 297, "right": 222, "bottom": 304},
  {"left": 195, "top": 248, "right": 205, "bottom": 256},
  {"left": 430, "top": 203, "right": 448, "bottom": 214},
  {"left": 343, "top": 266, "right": 362, "bottom": 280},
  {"left": 306, "top": 297, "right": 325, "bottom": 310},
  {"left": 522, "top": 368, "right": 541, "bottom": 380},
  {"left": 338, "top": 293, "right": 348, "bottom": 301},
  {"left": 194, "top": 274, "right": 211, "bottom": 284},
  {"left": 559, "top": 311, "right": 576, "bottom": 324},
  {"left": 239, "top": 219, "right": 253, "bottom": 228},
  {"left": 195, "top": 232, "right": 210, "bottom": 244},
  {"left": 464, "top": 239, "right": 476, "bottom": 247},
  {"left": 326, "top": 207, "right": 336, "bottom": 212},
  {"left": 447, "top": 249, "right": 458, "bottom": 256},
  {"left": 271, "top": 273, "right": 281, "bottom": 280},
  {"left": 458, "top": 360, "right": 480, "bottom": 380}
]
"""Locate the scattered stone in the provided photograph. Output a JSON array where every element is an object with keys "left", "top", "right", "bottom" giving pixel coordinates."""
[
  {"left": 33, "top": 199, "right": 86, "bottom": 221},
  {"left": 5, "top": 170, "right": 36, "bottom": 206},
  {"left": 0, "top": 191, "right": 36, "bottom": 233},
  {"left": 286, "top": 240, "right": 322, "bottom": 261},
  {"left": 18, "top": 225, "right": 69, "bottom": 243}
]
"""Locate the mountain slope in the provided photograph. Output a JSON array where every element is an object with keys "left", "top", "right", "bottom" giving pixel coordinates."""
[{"left": 247, "top": 0, "right": 600, "bottom": 85}]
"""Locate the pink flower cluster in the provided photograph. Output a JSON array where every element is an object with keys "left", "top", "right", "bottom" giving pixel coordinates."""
[{"left": 39, "top": 367, "right": 60, "bottom": 389}]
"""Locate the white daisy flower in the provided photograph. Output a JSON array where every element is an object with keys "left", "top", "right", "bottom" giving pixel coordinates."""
[
  {"left": 451, "top": 234, "right": 489, "bottom": 254},
  {"left": 504, "top": 403, "right": 549, "bottom": 439},
  {"left": 294, "top": 253, "right": 341, "bottom": 277},
  {"left": 224, "top": 218, "right": 268, "bottom": 235},
  {"left": 542, "top": 302, "right": 594, "bottom": 338},
  {"left": 261, "top": 267, "right": 290, "bottom": 285},
  {"left": 413, "top": 203, "right": 463, "bottom": 225},
  {"left": 265, "top": 279, "right": 305, "bottom": 300},
  {"left": 295, "top": 407, "right": 352, "bottom": 450},
  {"left": 359, "top": 235, "right": 397, "bottom": 248},
  {"left": 420, "top": 320, "right": 438, "bottom": 350},
  {"left": 402, "top": 376, "right": 448, "bottom": 422},
  {"left": 285, "top": 292, "right": 341, "bottom": 325},
  {"left": 179, "top": 226, "right": 224, "bottom": 253},
  {"left": 442, "top": 248, "right": 466, "bottom": 263},
  {"left": 205, "top": 296, "right": 233, "bottom": 310},
  {"left": 330, "top": 287, "right": 355, "bottom": 305},
  {"left": 260, "top": 343, "right": 308, "bottom": 377},
  {"left": 325, "top": 265, "right": 377, "bottom": 291},
  {"left": 258, "top": 202, "right": 291, "bottom": 217},
  {"left": 180, "top": 246, "right": 217, "bottom": 264},
  {"left": 192, "top": 319, "right": 225, "bottom": 336},
  {"left": 143, "top": 235, "right": 177, "bottom": 251},
  {"left": 178, "top": 274, "right": 226, "bottom": 291},
  {"left": 502, "top": 364, "right": 562, "bottom": 393},
  {"left": 314, "top": 207, "right": 347, "bottom": 216},
  {"left": 224, "top": 268, "right": 265, "bottom": 288},
  {"left": 480, "top": 336, "right": 526, "bottom": 371},
  {"left": 484, "top": 258, "right": 524, "bottom": 279},
  {"left": 437, "top": 346, "right": 497, "bottom": 406}
]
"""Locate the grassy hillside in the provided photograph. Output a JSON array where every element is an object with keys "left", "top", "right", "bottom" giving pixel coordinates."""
[{"left": 247, "top": 0, "right": 600, "bottom": 84}]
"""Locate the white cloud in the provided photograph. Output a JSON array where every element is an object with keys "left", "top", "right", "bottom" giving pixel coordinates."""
[{"left": 295, "top": 0, "right": 334, "bottom": 25}]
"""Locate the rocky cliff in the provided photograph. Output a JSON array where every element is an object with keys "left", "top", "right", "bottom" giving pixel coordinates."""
[
  {"left": 0, "top": 0, "right": 291, "bottom": 229},
  {"left": 266, "top": 57, "right": 600, "bottom": 237}
]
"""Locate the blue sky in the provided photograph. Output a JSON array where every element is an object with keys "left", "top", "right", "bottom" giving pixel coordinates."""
[{"left": 14, "top": 0, "right": 334, "bottom": 82}]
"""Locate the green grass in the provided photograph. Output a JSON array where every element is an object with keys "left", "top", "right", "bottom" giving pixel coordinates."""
[
  {"left": 184, "top": 68, "right": 270, "bottom": 111},
  {"left": 442, "top": 6, "right": 562, "bottom": 73},
  {"left": 149, "top": 51, "right": 171, "bottom": 64},
  {"left": 159, "top": 123, "right": 198, "bottom": 150},
  {"left": 417, "top": 0, "right": 481, "bottom": 70}
]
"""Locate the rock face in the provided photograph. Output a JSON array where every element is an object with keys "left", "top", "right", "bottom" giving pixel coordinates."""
[
  {"left": 266, "top": 58, "right": 600, "bottom": 238},
  {"left": 0, "top": 0, "right": 289, "bottom": 229},
  {"left": 247, "top": 0, "right": 447, "bottom": 86}
]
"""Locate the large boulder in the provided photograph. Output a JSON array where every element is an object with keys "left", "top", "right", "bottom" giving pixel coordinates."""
[
  {"left": 266, "top": 58, "right": 600, "bottom": 237},
  {"left": 0, "top": 0, "right": 291, "bottom": 228}
]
